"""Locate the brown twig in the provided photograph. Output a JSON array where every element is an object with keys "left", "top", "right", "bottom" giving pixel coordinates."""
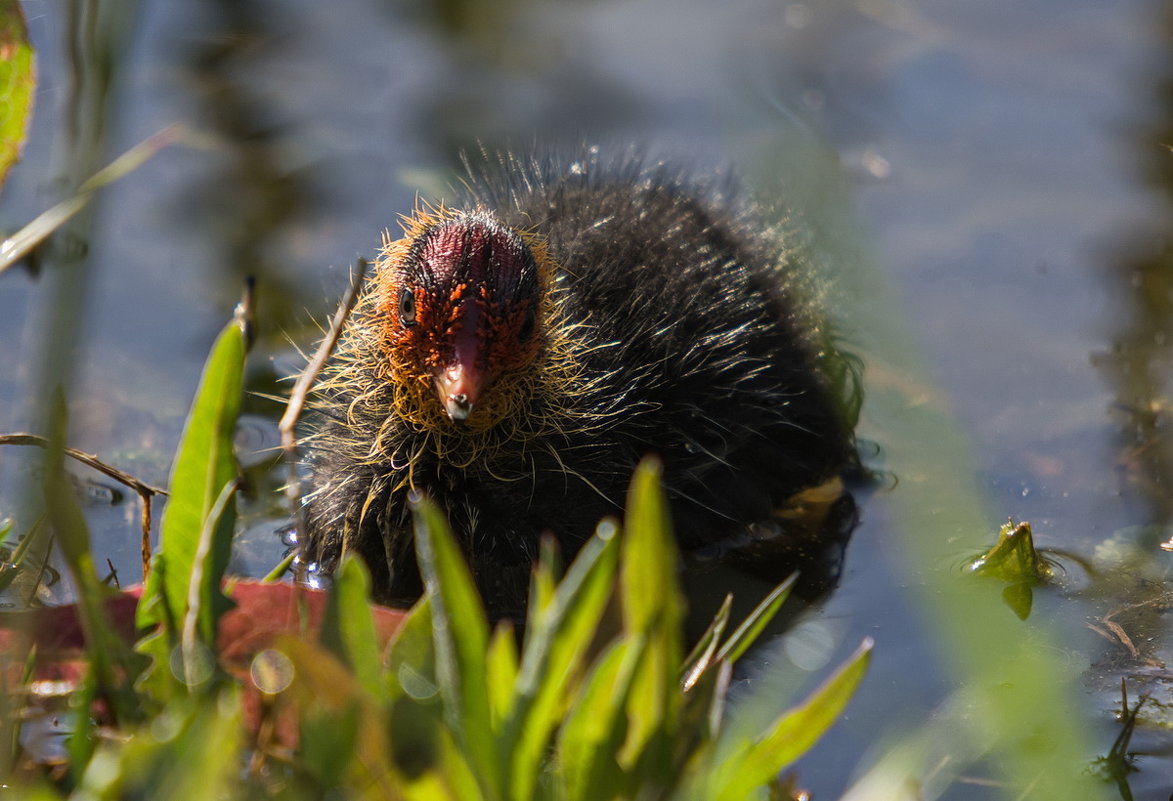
[
  {"left": 278, "top": 258, "right": 368, "bottom": 555},
  {"left": 0, "top": 433, "right": 167, "bottom": 583}
]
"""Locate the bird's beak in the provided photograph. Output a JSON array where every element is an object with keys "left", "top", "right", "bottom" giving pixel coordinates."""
[{"left": 434, "top": 362, "right": 485, "bottom": 423}]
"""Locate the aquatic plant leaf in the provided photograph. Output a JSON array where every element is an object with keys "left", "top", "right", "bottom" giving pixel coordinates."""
[
  {"left": 620, "top": 459, "right": 683, "bottom": 774},
  {"left": 416, "top": 728, "right": 488, "bottom": 801},
  {"left": 411, "top": 497, "right": 500, "bottom": 798},
  {"left": 702, "top": 637, "right": 872, "bottom": 801},
  {"left": 321, "top": 555, "right": 383, "bottom": 699},
  {"left": 557, "top": 637, "right": 643, "bottom": 801},
  {"left": 715, "top": 572, "right": 797, "bottom": 665},
  {"left": 281, "top": 636, "right": 397, "bottom": 791},
  {"left": 384, "top": 597, "right": 437, "bottom": 703},
  {"left": 524, "top": 535, "right": 561, "bottom": 639},
  {"left": 0, "top": 0, "right": 35, "bottom": 191},
  {"left": 680, "top": 594, "right": 731, "bottom": 692},
  {"left": 504, "top": 524, "right": 619, "bottom": 801},
  {"left": 622, "top": 459, "right": 681, "bottom": 635},
  {"left": 71, "top": 690, "right": 243, "bottom": 801},
  {"left": 137, "top": 319, "right": 244, "bottom": 662},
  {"left": 486, "top": 620, "right": 519, "bottom": 728},
  {"left": 1002, "top": 582, "right": 1033, "bottom": 621},
  {"left": 0, "top": 515, "right": 47, "bottom": 594}
]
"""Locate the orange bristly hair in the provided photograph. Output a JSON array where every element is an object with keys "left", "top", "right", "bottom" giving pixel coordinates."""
[{"left": 312, "top": 202, "right": 601, "bottom": 496}]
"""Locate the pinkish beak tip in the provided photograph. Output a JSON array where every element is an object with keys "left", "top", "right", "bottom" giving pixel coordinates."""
[{"left": 435, "top": 364, "right": 482, "bottom": 423}]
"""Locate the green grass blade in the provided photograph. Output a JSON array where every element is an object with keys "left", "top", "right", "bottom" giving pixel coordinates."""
[
  {"left": 72, "top": 690, "right": 243, "bottom": 801},
  {"left": 505, "top": 524, "right": 620, "bottom": 801},
  {"left": 42, "top": 396, "right": 140, "bottom": 725},
  {"left": 385, "top": 597, "right": 438, "bottom": 703},
  {"left": 621, "top": 459, "right": 681, "bottom": 636},
  {"left": 619, "top": 459, "right": 683, "bottom": 773},
  {"left": 707, "top": 637, "right": 873, "bottom": 801},
  {"left": 0, "top": 126, "right": 186, "bottom": 276},
  {"left": 714, "top": 573, "right": 797, "bottom": 665},
  {"left": 137, "top": 318, "right": 245, "bottom": 650},
  {"left": 486, "top": 620, "right": 519, "bottom": 729},
  {"left": 322, "top": 555, "right": 384, "bottom": 699},
  {"left": 412, "top": 496, "right": 500, "bottom": 799},
  {"left": 557, "top": 636, "right": 644, "bottom": 801},
  {"left": 680, "top": 594, "right": 730, "bottom": 692}
]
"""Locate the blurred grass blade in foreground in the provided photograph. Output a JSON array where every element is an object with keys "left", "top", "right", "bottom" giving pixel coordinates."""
[{"left": 0, "top": 125, "right": 187, "bottom": 276}]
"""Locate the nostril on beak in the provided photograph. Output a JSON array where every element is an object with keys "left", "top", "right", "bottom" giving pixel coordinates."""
[{"left": 447, "top": 393, "right": 473, "bottom": 422}]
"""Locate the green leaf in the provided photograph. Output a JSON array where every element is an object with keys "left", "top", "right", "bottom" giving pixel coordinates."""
[
  {"left": 524, "top": 535, "right": 562, "bottom": 640},
  {"left": 322, "top": 555, "right": 385, "bottom": 699},
  {"left": 281, "top": 636, "right": 398, "bottom": 792},
  {"left": 715, "top": 573, "right": 796, "bottom": 665},
  {"left": 967, "top": 520, "right": 1051, "bottom": 584},
  {"left": 681, "top": 594, "right": 730, "bottom": 692},
  {"left": 705, "top": 637, "right": 873, "bottom": 801},
  {"left": 504, "top": 523, "right": 620, "bottom": 801},
  {"left": 621, "top": 459, "right": 681, "bottom": 636},
  {"left": 385, "top": 598, "right": 438, "bottom": 704},
  {"left": 401, "top": 728, "right": 488, "bottom": 801},
  {"left": 486, "top": 620, "right": 519, "bottom": 729},
  {"left": 557, "top": 637, "right": 644, "bottom": 801},
  {"left": 71, "top": 691, "right": 243, "bottom": 801},
  {"left": 388, "top": 694, "right": 441, "bottom": 782},
  {"left": 0, "top": 0, "right": 35, "bottom": 191},
  {"left": 412, "top": 497, "right": 500, "bottom": 799},
  {"left": 137, "top": 318, "right": 245, "bottom": 665},
  {"left": 619, "top": 459, "right": 683, "bottom": 773}
]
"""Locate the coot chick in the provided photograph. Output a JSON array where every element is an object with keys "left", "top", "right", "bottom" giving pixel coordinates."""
[{"left": 301, "top": 150, "right": 858, "bottom": 616}]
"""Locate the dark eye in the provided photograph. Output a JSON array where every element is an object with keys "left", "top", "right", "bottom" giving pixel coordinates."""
[
  {"left": 518, "top": 306, "right": 536, "bottom": 342},
  {"left": 398, "top": 287, "right": 417, "bottom": 326}
]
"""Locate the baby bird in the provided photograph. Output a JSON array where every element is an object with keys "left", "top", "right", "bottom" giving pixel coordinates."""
[{"left": 301, "top": 150, "right": 858, "bottom": 615}]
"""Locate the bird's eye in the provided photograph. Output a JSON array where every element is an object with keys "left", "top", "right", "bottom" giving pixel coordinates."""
[
  {"left": 398, "top": 287, "right": 417, "bottom": 326},
  {"left": 518, "top": 306, "right": 536, "bottom": 342}
]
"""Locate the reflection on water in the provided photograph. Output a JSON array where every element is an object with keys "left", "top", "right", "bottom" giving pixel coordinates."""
[{"left": 1102, "top": 0, "right": 1173, "bottom": 541}]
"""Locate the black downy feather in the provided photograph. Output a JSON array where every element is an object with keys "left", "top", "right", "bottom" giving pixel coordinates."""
[{"left": 301, "top": 148, "right": 858, "bottom": 616}]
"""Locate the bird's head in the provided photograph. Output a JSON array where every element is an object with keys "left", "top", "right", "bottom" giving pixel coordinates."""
[{"left": 373, "top": 208, "right": 554, "bottom": 433}]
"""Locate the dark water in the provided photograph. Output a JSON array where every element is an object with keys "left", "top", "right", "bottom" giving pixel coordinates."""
[{"left": 2, "top": 0, "right": 1172, "bottom": 798}]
